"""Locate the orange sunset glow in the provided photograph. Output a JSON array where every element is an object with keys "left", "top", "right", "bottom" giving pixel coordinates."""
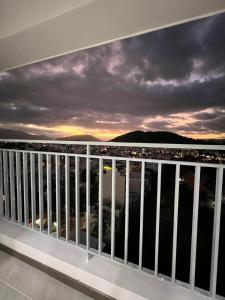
[{"left": 0, "top": 12, "right": 225, "bottom": 141}]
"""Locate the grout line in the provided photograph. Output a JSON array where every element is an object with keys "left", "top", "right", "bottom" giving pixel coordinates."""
[
  {"left": 0, "top": 243, "right": 113, "bottom": 300},
  {"left": 0, "top": 278, "right": 32, "bottom": 300}
]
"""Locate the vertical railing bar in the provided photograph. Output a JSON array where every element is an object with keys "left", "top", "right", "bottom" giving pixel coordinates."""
[
  {"left": 47, "top": 154, "right": 52, "bottom": 235},
  {"left": 98, "top": 158, "right": 103, "bottom": 254},
  {"left": 65, "top": 156, "right": 70, "bottom": 242},
  {"left": 55, "top": 155, "right": 60, "bottom": 238},
  {"left": 210, "top": 167, "right": 223, "bottom": 298},
  {"left": 23, "top": 153, "right": 29, "bottom": 226},
  {"left": 30, "top": 153, "right": 36, "bottom": 229},
  {"left": 154, "top": 162, "right": 162, "bottom": 275},
  {"left": 3, "top": 150, "right": 9, "bottom": 218},
  {"left": 38, "top": 153, "right": 43, "bottom": 232},
  {"left": 86, "top": 145, "right": 90, "bottom": 252},
  {"left": 16, "top": 152, "right": 22, "bottom": 223},
  {"left": 124, "top": 160, "right": 130, "bottom": 264},
  {"left": 111, "top": 159, "right": 116, "bottom": 259},
  {"left": 190, "top": 165, "right": 201, "bottom": 290},
  {"left": 172, "top": 163, "right": 180, "bottom": 283},
  {"left": 138, "top": 161, "right": 145, "bottom": 269},
  {"left": 75, "top": 156, "right": 80, "bottom": 245},
  {"left": 9, "top": 151, "right": 16, "bottom": 221},
  {"left": 0, "top": 151, "right": 3, "bottom": 217}
]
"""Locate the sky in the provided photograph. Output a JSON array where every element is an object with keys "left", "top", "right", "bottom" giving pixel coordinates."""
[{"left": 0, "top": 13, "right": 225, "bottom": 141}]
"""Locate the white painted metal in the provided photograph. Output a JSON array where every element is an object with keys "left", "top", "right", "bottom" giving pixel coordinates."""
[
  {"left": 0, "top": 151, "right": 3, "bottom": 217},
  {"left": 98, "top": 158, "right": 103, "bottom": 254},
  {"left": 210, "top": 167, "right": 224, "bottom": 298},
  {"left": 190, "top": 165, "right": 201, "bottom": 289},
  {"left": 0, "top": 141, "right": 224, "bottom": 299},
  {"left": 30, "top": 153, "right": 36, "bottom": 228},
  {"left": 65, "top": 156, "right": 70, "bottom": 242},
  {"left": 172, "top": 163, "right": 180, "bottom": 283},
  {"left": 87, "top": 156, "right": 224, "bottom": 170},
  {"left": 111, "top": 159, "right": 116, "bottom": 259},
  {"left": 9, "top": 151, "right": 16, "bottom": 221},
  {"left": 38, "top": 153, "right": 44, "bottom": 232},
  {"left": 47, "top": 154, "right": 52, "bottom": 235},
  {"left": 139, "top": 161, "right": 145, "bottom": 269},
  {"left": 55, "top": 155, "right": 60, "bottom": 238},
  {"left": 16, "top": 152, "right": 22, "bottom": 224},
  {"left": 124, "top": 160, "right": 130, "bottom": 264},
  {"left": 155, "top": 163, "right": 162, "bottom": 275},
  {"left": 1, "top": 139, "right": 225, "bottom": 151},
  {"left": 0, "top": 148, "right": 222, "bottom": 169},
  {"left": 0, "top": 216, "right": 211, "bottom": 300},
  {"left": 75, "top": 156, "right": 80, "bottom": 245},
  {"left": 23, "top": 153, "right": 29, "bottom": 226},
  {"left": 86, "top": 145, "right": 90, "bottom": 251},
  {"left": 3, "top": 150, "right": 9, "bottom": 218}
]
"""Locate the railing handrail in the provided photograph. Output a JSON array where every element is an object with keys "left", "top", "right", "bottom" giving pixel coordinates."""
[
  {"left": 0, "top": 138, "right": 225, "bottom": 150},
  {"left": 0, "top": 148, "right": 224, "bottom": 168}
]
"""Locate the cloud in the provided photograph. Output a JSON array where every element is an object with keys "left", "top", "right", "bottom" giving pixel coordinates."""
[{"left": 0, "top": 12, "right": 225, "bottom": 139}]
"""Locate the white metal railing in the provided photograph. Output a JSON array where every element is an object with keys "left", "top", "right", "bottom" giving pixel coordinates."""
[{"left": 0, "top": 139, "right": 224, "bottom": 299}]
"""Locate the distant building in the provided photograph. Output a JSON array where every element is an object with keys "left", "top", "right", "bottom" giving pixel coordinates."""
[{"left": 103, "top": 168, "right": 126, "bottom": 207}]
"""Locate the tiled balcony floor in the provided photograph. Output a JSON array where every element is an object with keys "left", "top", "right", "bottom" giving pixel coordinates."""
[{"left": 0, "top": 249, "right": 93, "bottom": 300}]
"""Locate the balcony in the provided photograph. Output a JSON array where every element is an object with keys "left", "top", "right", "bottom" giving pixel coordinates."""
[{"left": 0, "top": 139, "right": 224, "bottom": 300}]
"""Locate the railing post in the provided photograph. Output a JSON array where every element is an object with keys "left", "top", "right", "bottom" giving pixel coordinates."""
[
  {"left": 23, "top": 153, "right": 29, "bottom": 226},
  {"left": 16, "top": 152, "right": 22, "bottom": 224},
  {"left": 9, "top": 151, "right": 16, "bottom": 221},
  {"left": 172, "top": 163, "right": 180, "bottom": 283},
  {"left": 0, "top": 151, "right": 3, "bottom": 217},
  {"left": 65, "top": 155, "right": 70, "bottom": 242},
  {"left": 75, "top": 156, "right": 80, "bottom": 245},
  {"left": 86, "top": 145, "right": 91, "bottom": 261},
  {"left": 210, "top": 167, "right": 223, "bottom": 298},
  {"left": 47, "top": 154, "right": 52, "bottom": 235},
  {"left": 3, "top": 150, "right": 9, "bottom": 218},
  {"left": 98, "top": 158, "right": 103, "bottom": 254},
  {"left": 38, "top": 153, "right": 44, "bottom": 232},
  {"left": 30, "top": 153, "right": 36, "bottom": 228},
  {"left": 190, "top": 165, "right": 201, "bottom": 290},
  {"left": 155, "top": 162, "right": 162, "bottom": 275},
  {"left": 139, "top": 161, "right": 145, "bottom": 269},
  {"left": 55, "top": 155, "right": 60, "bottom": 238},
  {"left": 124, "top": 160, "right": 130, "bottom": 264},
  {"left": 111, "top": 159, "right": 116, "bottom": 259}
]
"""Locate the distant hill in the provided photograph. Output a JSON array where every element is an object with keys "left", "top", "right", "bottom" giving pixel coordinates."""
[
  {"left": 203, "top": 139, "right": 225, "bottom": 145},
  {"left": 0, "top": 128, "right": 49, "bottom": 140},
  {"left": 111, "top": 130, "right": 200, "bottom": 144},
  {"left": 57, "top": 134, "right": 101, "bottom": 142}
]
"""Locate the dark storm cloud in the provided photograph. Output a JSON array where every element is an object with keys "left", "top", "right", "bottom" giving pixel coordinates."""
[
  {"left": 115, "top": 12, "right": 225, "bottom": 81},
  {"left": 195, "top": 110, "right": 224, "bottom": 120},
  {"left": 1, "top": 70, "right": 224, "bottom": 122},
  {"left": 167, "top": 111, "right": 225, "bottom": 134},
  {"left": 199, "top": 115, "right": 225, "bottom": 132},
  {"left": 0, "top": 12, "right": 225, "bottom": 137}
]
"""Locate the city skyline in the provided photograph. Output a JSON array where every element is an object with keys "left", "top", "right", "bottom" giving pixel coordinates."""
[{"left": 0, "top": 13, "right": 225, "bottom": 141}]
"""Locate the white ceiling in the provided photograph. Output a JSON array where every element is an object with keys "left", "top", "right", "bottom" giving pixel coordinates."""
[
  {"left": 0, "top": 0, "right": 225, "bottom": 72},
  {"left": 0, "top": 0, "right": 95, "bottom": 39}
]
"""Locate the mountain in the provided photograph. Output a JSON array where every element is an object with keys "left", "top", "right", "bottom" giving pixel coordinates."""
[
  {"left": 0, "top": 128, "right": 49, "bottom": 140},
  {"left": 57, "top": 134, "right": 101, "bottom": 142},
  {"left": 203, "top": 138, "right": 225, "bottom": 145},
  {"left": 111, "top": 130, "right": 199, "bottom": 144}
]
